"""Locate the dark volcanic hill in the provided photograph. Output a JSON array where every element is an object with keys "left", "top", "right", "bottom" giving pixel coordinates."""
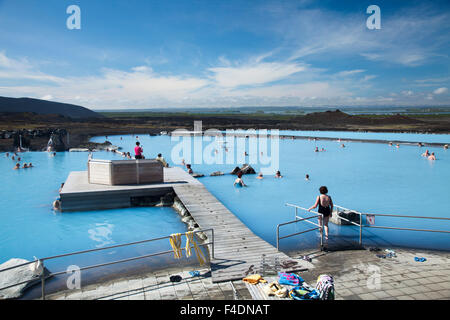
[{"left": 0, "top": 96, "right": 103, "bottom": 119}]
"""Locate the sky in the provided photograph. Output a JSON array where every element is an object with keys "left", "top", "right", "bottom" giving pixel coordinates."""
[{"left": 0, "top": 0, "right": 449, "bottom": 110}]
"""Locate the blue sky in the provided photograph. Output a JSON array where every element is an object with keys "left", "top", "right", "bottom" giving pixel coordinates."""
[{"left": 0, "top": 0, "right": 449, "bottom": 109}]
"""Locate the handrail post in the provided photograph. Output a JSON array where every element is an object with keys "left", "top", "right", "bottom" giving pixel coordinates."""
[
  {"left": 40, "top": 259, "right": 45, "bottom": 300},
  {"left": 359, "top": 213, "right": 362, "bottom": 246},
  {"left": 320, "top": 216, "right": 323, "bottom": 250},
  {"left": 276, "top": 225, "right": 279, "bottom": 251},
  {"left": 211, "top": 229, "right": 215, "bottom": 259}
]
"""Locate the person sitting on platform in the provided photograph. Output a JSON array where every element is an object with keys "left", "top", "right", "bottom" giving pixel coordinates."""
[
  {"left": 156, "top": 153, "right": 169, "bottom": 167},
  {"left": 134, "top": 142, "right": 144, "bottom": 159}
]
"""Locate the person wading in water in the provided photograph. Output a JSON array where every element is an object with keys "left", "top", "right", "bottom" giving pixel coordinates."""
[{"left": 308, "top": 186, "right": 333, "bottom": 240}]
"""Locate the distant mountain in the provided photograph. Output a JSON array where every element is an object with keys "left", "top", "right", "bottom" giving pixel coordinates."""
[{"left": 0, "top": 96, "right": 103, "bottom": 119}]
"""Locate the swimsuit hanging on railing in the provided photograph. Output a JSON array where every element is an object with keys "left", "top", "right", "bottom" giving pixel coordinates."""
[
  {"left": 185, "top": 231, "right": 206, "bottom": 266},
  {"left": 169, "top": 233, "right": 183, "bottom": 259}
]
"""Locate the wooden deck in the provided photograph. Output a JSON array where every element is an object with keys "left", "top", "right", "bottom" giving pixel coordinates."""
[
  {"left": 60, "top": 165, "right": 313, "bottom": 283},
  {"left": 173, "top": 183, "right": 314, "bottom": 283}
]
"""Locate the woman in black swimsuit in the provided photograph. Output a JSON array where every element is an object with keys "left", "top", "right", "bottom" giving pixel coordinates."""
[{"left": 308, "top": 186, "right": 333, "bottom": 240}]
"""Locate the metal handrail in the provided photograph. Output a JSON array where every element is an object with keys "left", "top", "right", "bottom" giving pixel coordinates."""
[
  {"left": 280, "top": 203, "right": 450, "bottom": 251},
  {"left": 276, "top": 204, "right": 324, "bottom": 250},
  {"left": 334, "top": 205, "right": 450, "bottom": 220},
  {"left": 0, "top": 228, "right": 214, "bottom": 300}
]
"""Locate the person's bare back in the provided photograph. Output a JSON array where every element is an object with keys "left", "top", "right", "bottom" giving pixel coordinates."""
[{"left": 319, "top": 194, "right": 331, "bottom": 207}]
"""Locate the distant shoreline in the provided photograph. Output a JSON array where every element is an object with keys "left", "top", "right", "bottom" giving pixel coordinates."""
[{"left": 1, "top": 110, "right": 449, "bottom": 151}]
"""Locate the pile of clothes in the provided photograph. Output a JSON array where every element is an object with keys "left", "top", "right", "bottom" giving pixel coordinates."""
[
  {"left": 243, "top": 272, "right": 335, "bottom": 300},
  {"left": 375, "top": 248, "right": 397, "bottom": 259}
]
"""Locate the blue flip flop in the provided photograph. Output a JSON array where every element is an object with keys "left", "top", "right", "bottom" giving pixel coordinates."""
[{"left": 414, "top": 257, "right": 427, "bottom": 262}]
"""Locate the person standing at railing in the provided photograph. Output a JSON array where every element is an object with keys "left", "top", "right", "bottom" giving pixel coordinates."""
[{"left": 308, "top": 186, "right": 333, "bottom": 240}]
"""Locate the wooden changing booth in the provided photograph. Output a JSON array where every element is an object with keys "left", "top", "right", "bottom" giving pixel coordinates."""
[{"left": 88, "top": 159, "right": 164, "bottom": 185}]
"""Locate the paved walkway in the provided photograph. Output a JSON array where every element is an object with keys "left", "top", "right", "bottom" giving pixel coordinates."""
[
  {"left": 46, "top": 247, "right": 449, "bottom": 300},
  {"left": 291, "top": 247, "right": 450, "bottom": 300},
  {"left": 47, "top": 266, "right": 252, "bottom": 300}
]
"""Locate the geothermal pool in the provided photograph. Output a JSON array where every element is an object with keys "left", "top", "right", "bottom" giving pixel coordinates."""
[
  {"left": 0, "top": 150, "right": 196, "bottom": 285},
  {"left": 1, "top": 130, "right": 449, "bottom": 278},
  {"left": 91, "top": 132, "right": 450, "bottom": 252}
]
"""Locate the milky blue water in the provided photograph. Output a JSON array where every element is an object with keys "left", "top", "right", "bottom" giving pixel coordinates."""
[
  {"left": 1, "top": 129, "right": 449, "bottom": 278},
  {"left": 92, "top": 132, "right": 450, "bottom": 251},
  {"left": 230, "top": 130, "right": 450, "bottom": 144},
  {"left": 0, "top": 151, "right": 193, "bottom": 277}
]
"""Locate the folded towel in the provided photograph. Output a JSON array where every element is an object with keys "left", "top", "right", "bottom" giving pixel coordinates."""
[{"left": 243, "top": 274, "right": 267, "bottom": 285}]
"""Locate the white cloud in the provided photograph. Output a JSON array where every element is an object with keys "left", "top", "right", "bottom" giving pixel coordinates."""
[
  {"left": 279, "top": 6, "right": 449, "bottom": 67},
  {"left": 0, "top": 50, "right": 448, "bottom": 108},
  {"left": 334, "top": 69, "right": 366, "bottom": 77},
  {"left": 40, "top": 94, "right": 53, "bottom": 100},
  {"left": 209, "top": 61, "right": 306, "bottom": 87},
  {"left": 0, "top": 51, "right": 63, "bottom": 83},
  {"left": 433, "top": 87, "right": 448, "bottom": 94}
]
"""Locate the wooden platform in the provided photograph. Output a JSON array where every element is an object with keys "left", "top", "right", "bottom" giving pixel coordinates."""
[
  {"left": 60, "top": 167, "right": 199, "bottom": 211},
  {"left": 173, "top": 184, "right": 314, "bottom": 283}
]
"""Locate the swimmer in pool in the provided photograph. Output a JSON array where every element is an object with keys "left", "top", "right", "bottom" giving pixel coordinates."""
[
  {"left": 275, "top": 170, "right": 283, "bottom": 178},
  {"left": 341, "top": 144, "right": 345, "bottom": 148},
  {"left": 234, "top": 172, "right": 247, "bottom": 187},
  {"left": 422, "top": 150, "right": 430, "bottom": 157},
  {"left": 315, "top": 147, "right": 319, "bottom": 152},
  {"left": 389, "top": 142, "right": 393, "bottom": 146},
  {"left": 22, "top": 163, "right": 28, "bottom": 168},
  {"left": 186, "top": 164, "right": 193, "bottom": 174},
  {"left": 256, "top": 172, "right": 263, "bottom": 179},
  {"left": 428, "top": 152, "right": 436, "bottom": 160},
  {"left": 13, "top": 163, "right": 20, "bottom": 170},
  {"left": 444, "top": 144, "right": 448, "bottom": 150},
  {"left": 5, "top": 152, "right": 9, "bottom": 157},
  {"left": 305, "top": 174, "right": 310, "bottom": 181},
  {"left": 396, "top": 144, "right": 400, "bottom": 148},
  {"left": 28, "top": 163, "right": 33, "bottom": 167},
  {"left": 53, "top": 199, "right": 61, "bottom": 211}
]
